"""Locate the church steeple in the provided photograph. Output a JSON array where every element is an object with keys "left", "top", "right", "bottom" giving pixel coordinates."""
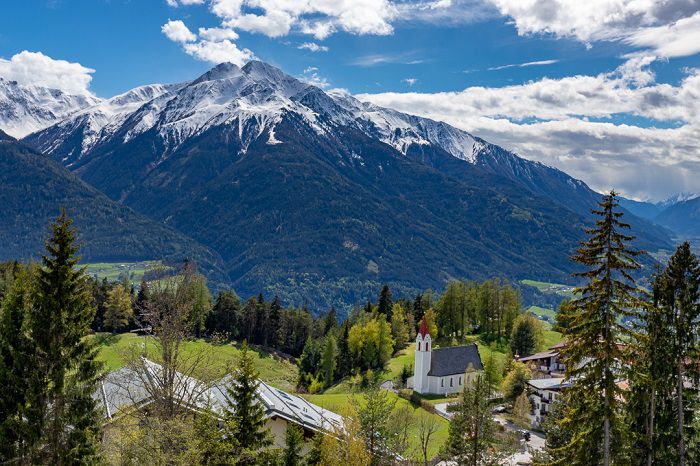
[{"left": 414, "top": 315, "right": 432, "bottom": 393}]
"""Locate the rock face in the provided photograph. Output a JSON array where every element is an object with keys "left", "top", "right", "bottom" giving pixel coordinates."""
[{"left": 7, "top": 60, "right": 672, "bottom": 310}]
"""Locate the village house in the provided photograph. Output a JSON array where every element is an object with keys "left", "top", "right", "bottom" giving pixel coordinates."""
[
  {"left": 526, "top": 377, "right": 571, "bottom": 426},
  {"left": 408, "top": 317, "right": 484, "bottom": 395},
  {"left": 515, "top": 340, "right": 567, "bottom": 376},
  {"left": 94, "top": 359, "right": 343, "bottom": 449}
]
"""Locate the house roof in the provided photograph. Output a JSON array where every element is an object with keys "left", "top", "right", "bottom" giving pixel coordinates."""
[
  {"left": 95, "top": 359, "right": 343, "bottom": 434},
  {"left": 427, "top": 343, "right": 483, "bottom": 377},
  {"left": 527, "top": 377, "right": 570, "bottom": 391},
  {"left": 518, "top": 350, "right": 557, "bottom": 362}
]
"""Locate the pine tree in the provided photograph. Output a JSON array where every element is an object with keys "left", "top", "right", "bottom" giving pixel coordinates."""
[
  {"left": 321, "top": 336, "right": 338, "bottom": 387},
  {"left": 0, "top": 266, "right": 33, "bottom": 461},
  {"left": 353, "top": 382, "right": 396, "bottom": 465},
  {"left": 25, "top": 210, "right": 103, "bottom": 464},
  {"left": 377, "top": 284, "right": 393, "bottom": 317},
  {"left": 653, "top": 242, "right": 700, "bottom": 466},
  {"left": 323, "top": 307, "right": 337, "bottom": 335},
  {"left": 283, "top": 425, "right": 305, "bottom": 466},
  {"left": 444, "top": 373, "right": 496, "bottom": 466},
  {"left": 223, "top": 341, "right": 272, "bottom": 464},
  {"left": 557, "top": 191, "right": 642, "bottom": 466},
  {"left": 336, "top": 322, "right": 352, "bottom": 379},
  {"left": 510, "top": 314, "right": 543, "bottom": 357}
]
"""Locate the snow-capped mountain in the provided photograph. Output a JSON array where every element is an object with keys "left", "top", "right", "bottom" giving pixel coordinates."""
[
  {"left": 29, "top": 61, "right": 489, "bottom": 167},
  {"left": 658, "top": 192, "right": 700, "bottom": 209},
  {"left": 0, "top": 77, "right": 99, "bottom": 138},
  {"left": 13, "top": 61, "right": 672, "bottom": 309}
]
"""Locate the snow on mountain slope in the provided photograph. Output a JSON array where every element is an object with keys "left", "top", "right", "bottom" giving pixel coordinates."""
[
  {"left": 0, "top": 77, "right": 99, "bottom": 138},
  {"left": 28, "top": 61, "right": 492, "bottom": 170}
]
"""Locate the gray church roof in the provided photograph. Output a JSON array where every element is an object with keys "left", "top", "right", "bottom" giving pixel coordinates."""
[{"left": 427, "top": 343, "right": 483, "bottom": 377}]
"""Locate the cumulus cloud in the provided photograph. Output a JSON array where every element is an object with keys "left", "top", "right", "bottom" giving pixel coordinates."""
[
  {"left": 0, "top": 50, "right": 95, "bottom": 95},
  {"left": 358, "top": 58, "right": 700, "bottom": 200},
  {"left": 298, "top": 42, "right": 329, "bottom": 52},
  {"left": 486, "top": 0, "right": 700, "bottom": 58},
  {"left": 162, "top": 19, "right": 197, "bottom": 43},
  {"left": 182, "top": 39, "right": 254, "bottom": 65},
  {"left": 198, "top": 26, "right": 239, "bottom": 41}
]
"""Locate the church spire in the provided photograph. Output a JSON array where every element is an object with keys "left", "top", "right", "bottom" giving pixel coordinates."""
[{"left": 419, "top": 315, "right": 429, "bottom": 338}]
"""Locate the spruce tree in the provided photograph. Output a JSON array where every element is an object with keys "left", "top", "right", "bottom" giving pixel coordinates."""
[
  {"left": 557, "top": 191, "right": 642, "bottom": 466},
  {"left": 377, "top": 285, "right": 393, "bottom": 317},
  {"left": 653, "top": 242, "right": 700, "bottom": 466},
  {"left": 223, "top": 341, "right": 272, "bottom": 464},
  {"left": 444, "top": 373, "right": 496, "bottom": 466},
  {"left": 283, "top": 425, "right": 305, "bottom": 466},
  {"left": 0, "top": 267, "right": 33, "bottom": 461},
  {"left": 25, "top": 210, "right": 103, "bottom": 464}
]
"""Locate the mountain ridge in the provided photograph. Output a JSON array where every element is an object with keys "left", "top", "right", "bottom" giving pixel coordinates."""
[{"left": 2, "top": 60, "right": 676, "bottom": 310}]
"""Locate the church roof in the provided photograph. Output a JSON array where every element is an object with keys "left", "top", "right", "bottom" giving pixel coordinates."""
[{"left": 427, "top": 343, "right": 483, "bottom": 377}]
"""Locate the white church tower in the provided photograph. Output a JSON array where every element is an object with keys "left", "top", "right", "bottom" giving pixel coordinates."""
[{"left": 414, "top": 316, "right": 432, "bottom": 394}]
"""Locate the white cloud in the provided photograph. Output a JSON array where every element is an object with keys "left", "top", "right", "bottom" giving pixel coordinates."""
[
  {"left": 351, "top": 52, "right": 425, "bottom": 66},
  {"left": 0, "top": 50, "right": 95, "bottom": 95},
  {"left": 358, "top": 58, "right": 700, "bottom": 200},
  {"left": 486, "top": 0, "right": 700, "bottom": 58},
  {"left": 300, "top": 66, "right": 330, "bottom": 88},
  {"left": 487, "top": 59, "right": 559, "bottom": 71},
  {"left": 198, "top": 27, "right": 239, "bottom": 41},
  {"left": 298, "top": 42, "right": 329, "bottom": 52},
  {"left": 626, "top": 11, "right": 700, "bottom": 58},
  {"left": 162, "top": 20, "right": 197, "bottom": 43},
  {"left": 402, "top": 77, "right": 418, "bottom": 86},
  {"left": 166, "top": 0, "right": 206, "bottom": 6},
  {"left": 183, "top": 39, "right": 254, "bottom": 65}
]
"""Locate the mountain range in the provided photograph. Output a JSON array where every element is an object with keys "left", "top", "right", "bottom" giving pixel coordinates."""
[{"left": 0, "top": 61, "right": 684, "bottom": 310}]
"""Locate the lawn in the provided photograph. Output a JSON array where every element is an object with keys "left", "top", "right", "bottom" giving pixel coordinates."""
[
  {"left": 83, "top": 261, "right": 156, "bottom": 284},
  {"left": 527, "top": 305, "right": 556, "bottom": 320},
  {"left": 93, "top": 333, "right": 298, "bottom": 391},
  {"left": 302, "top": 391, "right": 450, "bottom": 460}
]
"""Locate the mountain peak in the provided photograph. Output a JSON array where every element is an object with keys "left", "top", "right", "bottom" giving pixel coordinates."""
[{"left": 191, "top": 62, "right": 243, "bottom": 85}]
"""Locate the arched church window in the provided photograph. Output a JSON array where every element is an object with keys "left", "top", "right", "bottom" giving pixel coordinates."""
[
  {"left": 426, "top": 342, "right": 429, "bottom": 351},
  {"left": 418, "top": 342, "right": 421, "bottom": 351}
]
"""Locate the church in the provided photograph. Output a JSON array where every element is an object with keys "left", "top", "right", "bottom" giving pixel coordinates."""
[{"left": 407, "top": 317, "right": 484, "bottom": 395}]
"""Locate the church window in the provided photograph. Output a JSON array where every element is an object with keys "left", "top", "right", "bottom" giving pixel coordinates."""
[
  {"left": 418, "top": 342, "right": 421, "bottom": 351},
  {"left": 450, "top": 378, "right": 453, "bottom": 387},
  {"left": 459, "top": 376, "right": 462, "bottom": 385},
  {"left": 426, "top": 342, "right": 430, "bottom": 351},
  {"left": 441, "top": 379, "right": 444, "bottom": 387}
]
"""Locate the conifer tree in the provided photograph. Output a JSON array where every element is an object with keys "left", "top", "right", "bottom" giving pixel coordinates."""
[
  {"left": 321, "top": 335, "right": 337, "bottom": 387},
  {"left": 0, "top": 266, "right": 33, "bottom": 461},
  {"left": 223, "top": 341, "right": 272, "bottom": 464},
  {"left": 444, "top": 373, "right": 496, "bottom": 466},
  {"left": 283, "top": 425, "right": 305, "bottom": 466},
  {"left": 336, "top": 322, "right": 352, "bottom": 378},
  {"left": 377, "top": 284, "right": 393, "bottom": 317},
  {"left": 652, "top": 242, "right": 700, "bottom": 466},
  {"left": 353, "top": 382, "right": 396, "bottom": 465},
  {"left": 25, "top": 210, "right": 103, "bottom": 464},
  {"left": 557, "top": 191, "right": 642, "bottom": 466}
]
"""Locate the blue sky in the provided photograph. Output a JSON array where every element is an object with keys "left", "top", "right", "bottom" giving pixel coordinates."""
[{"left": 1, "top": 0, "right": 700, "bottom": 200}]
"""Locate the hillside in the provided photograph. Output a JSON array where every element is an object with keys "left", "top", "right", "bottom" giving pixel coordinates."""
[
  {"left": 0, "top": 136, "right": 225, "bottom": 279},
  {"left": 17, "top": 61, "right": 673, "bottom": 311}
]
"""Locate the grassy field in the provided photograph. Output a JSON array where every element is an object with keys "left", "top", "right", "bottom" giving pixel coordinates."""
[
  {"left": 521, "top": 279, "right": 575, "bottom": 299},
  {"left": 302, "top": 391, "right": 449, "bottom": 460},
  {"left": 93, "top": 333, "right": 298, "bottom": 391},
  {"left": 527, "top": 305, "right": 556, "bottom": 320},
  {"left": 83, "top": 261, "right": 156, "bottom": 284}
]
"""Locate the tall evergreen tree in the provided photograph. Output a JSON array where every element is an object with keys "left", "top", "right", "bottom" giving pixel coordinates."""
[
  {"left": 444, "top": 373, "right": 496, "bottom": 466},
  {"left": 321, "top": 336, "right": 338, "bottom": 387},
  {"left": 377, "top": 285, "right": 393, "bottom": 317},
  {"left": 283, "top": 425, "right": 305, "bottom": 466},
  {"left": 0, "top": 266, "right": 33, "bottom": 461},
  {"left": 557, "top": 191, "right": 642, "bottom": 466},
  {"left": 25, "top": 210, "right": 103, "bottom": 464},
  {"left": 223, "top": 341, "right": 272, "bottom": 464},
  {"left": 653, "top": 242, "right": 700, "bottom": 466}
]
